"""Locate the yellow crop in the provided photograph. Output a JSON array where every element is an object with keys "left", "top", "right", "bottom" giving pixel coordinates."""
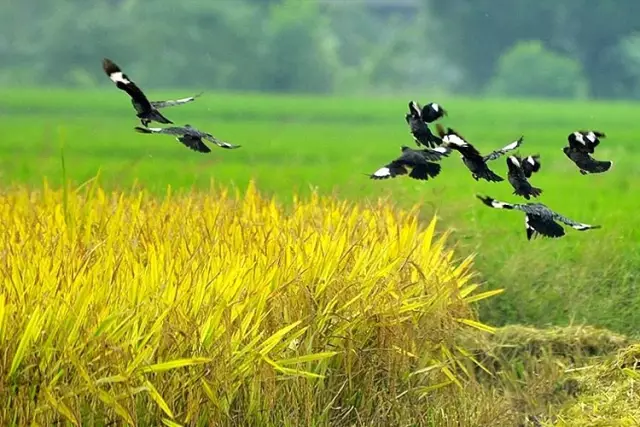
[{"left": 0, "top": 180, "right": 500, "bottom": 425}]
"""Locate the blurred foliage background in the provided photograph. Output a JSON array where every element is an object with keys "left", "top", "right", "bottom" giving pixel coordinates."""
[{"left": 3, "top": 0, "right": 640, "bottom": 99}]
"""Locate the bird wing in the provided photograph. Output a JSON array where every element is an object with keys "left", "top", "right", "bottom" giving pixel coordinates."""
[
  {"left": 506, "top": 156, "right": 527, "bottom": 178},
  {"left": 178, "top": 135, "right": 211, "bottom": 153},
  {"left": 202, "top": 133, "right": 241, "bottom": 149},
  {"left": 417, "top": 145, "right": 450, "bottom": 161},
  {"left": 525, "top": 214, "right": 565, "bottom": 240},
  {"left": 521, "top": 155, "right": 541, "bottom": 178},
  {"left": 568, "top": 149, "right": 612, "bottom": 173},
  {"left": 134, "top": 126, "right": 186, "bottom": 136},
  {"left": 420, "top": 102, "right": 446, "bottom": 123},
  {"left": 439, "top": 128, "right": 484, "bottom": 161},
  {"left": 370, "top": 159, "right": 409, "bottom": 180},
  {"left": 476, "top": 195, "right": 516, "bottom": 210},
  {"left": 409, "top": 162, "right": 441, "bottom": 180},
  {"left": 483, "top": 136, "right": 524, "bottom": 162},
  {"left": 102, "top": 58, "right": 152, "bottom": 111},
  {"left": 407, "top": 101, "right": 422, "bottom": 118},
  {"left": 550, "top": 212, "right": 601, "bottom": 231},
  {"left": 567, "top": 132, "right": 592, "bottom": 152},
  {"left": 407, "top": 117, "right": 442, "bottom": 148},
  {"left": 455, "top": 143, "right": 484, "bottom": 162},
  {"left": 151, "top": 92, "right": 203, "bottom": 109}
]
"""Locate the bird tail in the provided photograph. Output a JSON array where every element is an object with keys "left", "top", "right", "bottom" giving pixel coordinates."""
[
  {"left": 513, "top": 185, "right": 542, "bottom": 200},
  {"left": 148, "top": 110, "right": 173, "bottom": 124},
  {"left": 581, "top": 160, "right": 613, "bottom": 174},
  {"left": 529, "top": 186, "right": 543, "bottom": 198},
  {"left": 478, "top": 168, "right": 504, "bottom": 182},
  {"left": 409, "top": 162, "right": 441, "bottom": 180},
  {"left": 593, "top": 160, "right": 613, "bottom": 173}
]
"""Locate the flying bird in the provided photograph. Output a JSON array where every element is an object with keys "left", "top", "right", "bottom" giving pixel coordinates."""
[
  {"left": 102, "top": 58, "right": 202, "bottom": 126},
  {"left": 568, "top": 130, "right": 606, "bottom": 154},
  {"left": 370, "top": 145, "right": 450, "bottom": 181},
  {"left": 408, "top": 100, "right": 448, "bottom": 123},
  {"left": 476, "top": 195, "right": 601, "bottom": 240},
  {"left": 436, "top": 125, "right": 523, "bottom": 182},
  {"left": 405, "top": 108, "right": 443, "bottom": 148},
  {"left": 506, "top": 155, "right": 542, "bottom": 200},
  {"left": 134, "top": 124, "right": 240, "bottom": 153},
  {"left": 563, "top": 131, "right": 612, "bottom": 175}
]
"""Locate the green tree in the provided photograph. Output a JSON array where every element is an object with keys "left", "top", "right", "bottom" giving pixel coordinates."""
[
  {"left": 488, "top": 41, "right": 587, "bottom": 99},
  {"left": 426, "top": 0, "right": 640, "bottom": 98}
]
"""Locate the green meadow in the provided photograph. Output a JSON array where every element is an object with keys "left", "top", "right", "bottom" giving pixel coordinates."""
[{"left": 1, "top": 88, "right": 639, "bottom": 335}]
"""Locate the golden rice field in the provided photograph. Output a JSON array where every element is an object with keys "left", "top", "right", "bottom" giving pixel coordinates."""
[{"left": 0, "top": 180, "right": 502, "bottom": 426}]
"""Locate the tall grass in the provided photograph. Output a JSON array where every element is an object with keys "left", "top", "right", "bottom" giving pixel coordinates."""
[{"left": 0, "top": 180, "right": 500, "bottom": 426}]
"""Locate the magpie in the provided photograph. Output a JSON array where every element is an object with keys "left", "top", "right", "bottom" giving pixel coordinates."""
[
  {"left": 436, "top": 124, "right": 523, "bottom": 182},
  {"left": 568, "top": 130, "right": 606, "bottom": 154},
  {"left": 134, "top": 124, "right": 240, "bottom": 153},
  {"left": 405, "top": 109, "right": 442, "bottom": 148},
  {"left": 102, "top": 58, "right": 202, "bottom": 127},
  {"left": 408, "top": 100, "right": 448, "bottom": 123},
  {"left": 506, "top": 155, "right": 542, "bottom": 200},
  {"left": 476, "top": 195, "right": 601, "bottom": 240},
  {"left": 563, "top": 131, "right": 612, "bottom": 175},
  {"left": 370, "top": 145, "right": 450, "bottom": 181}
]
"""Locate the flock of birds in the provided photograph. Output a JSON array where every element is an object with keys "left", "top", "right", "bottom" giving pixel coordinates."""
[{"left": 102, "top": 58, "right": 611, "bottom": 241}]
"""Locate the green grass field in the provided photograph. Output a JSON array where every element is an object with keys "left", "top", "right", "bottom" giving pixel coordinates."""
[{"left": 2, "top": 88, "right": 639, "bottom": 335}]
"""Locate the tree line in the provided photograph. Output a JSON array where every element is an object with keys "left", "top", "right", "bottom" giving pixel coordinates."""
[{"left": 1, "top": 0, "right": 639, "bottom": 99}]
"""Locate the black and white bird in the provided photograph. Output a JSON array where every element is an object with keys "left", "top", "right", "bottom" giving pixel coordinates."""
[
  {"left": 436, "top": 125, "right": 523, "bottom": 182},
  {"left": 506, "top": 154, "right": 542, "bottom": 200},
  {"left": 370, "top": 145, "right": 450, "bottom": 181},
  {"left": 405, "top": 104, "right": 443, "bottom": 148},
  {"left": 408, "top": 100, "right": 448, "bottom": 123},
  {"left": 476, "top": 195, "right": 601, "bottom": 240},
  {"left": 134, "top": 125, "right": 240, "bottom": 153},
  {"left": 102, "top": 58, "right": 202, "bottom": 127},
  {"left": 568, "top": 130, "right": 606, "bottom": 154},
  {"left": 563, "top": 131, "right": 612, "bottom": 175}
]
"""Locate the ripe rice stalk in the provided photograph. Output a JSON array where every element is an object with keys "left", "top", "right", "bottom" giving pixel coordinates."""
[{"left": 0, "top": 180, "right": 501, "bottom": 425}]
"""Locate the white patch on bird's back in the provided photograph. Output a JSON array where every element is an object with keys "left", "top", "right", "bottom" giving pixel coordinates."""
[
  {"left": 508, "top": 156, "right": 520, "bottom": 167},
  {"left": 147, "top": 127, "right": 163, "bottom": 132},
  {"left": 444, "top": 134, "right": 467, "bottom": 147},
  {"left": 433, "top": 146, "right": 448, "bottom": 153},
  {"left": 432, "top": 103, "right": 440, "bottom": 112},
  {"left": 573, "top": 132, "right": 586, "bottom": 145},
  {"left": 109, "top": 71, "right": 130, "bottom": 85},
  {"left": 373, "top": 167, "right": 391, "bottom": 177},
  {"left": 586, "top": 132, "right": 596, "bottom": 142},
  {"left": 526, "top": 156, "right": 536, "bottom": 165}
]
